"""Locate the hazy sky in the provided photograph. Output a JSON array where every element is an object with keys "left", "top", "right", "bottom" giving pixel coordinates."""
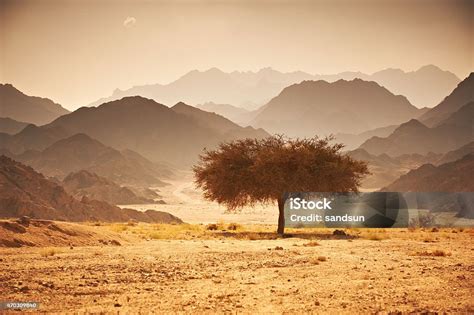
[{"left": 1, "top": 0, "right": 472, "bottom": 109}]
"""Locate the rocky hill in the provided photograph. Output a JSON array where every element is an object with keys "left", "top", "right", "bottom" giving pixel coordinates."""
[
  {"left": 382, "top": 154, "right": 474, "bottom": 192},
  {"left": 62, "top": 170, "right": 163, "bottom": 205},
  {"left": 0, "top": 117, "right": 28, "bottom": 135},
  {"left": 419, "top": 73, "right": 474, "bottom": 127},
  {"left": 0, "top": 156, "right": 182, "bottom": 223},
  {"left": 347, "top": 149, "right": 441, "bottom": 190},
  {"left": 359, "top": 102, "right": 473, "bottom": 156}
]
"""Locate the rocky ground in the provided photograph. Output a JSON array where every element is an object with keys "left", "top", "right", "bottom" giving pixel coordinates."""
[{"left": 1, "top": 226, "right": 473, "bottom": 313}]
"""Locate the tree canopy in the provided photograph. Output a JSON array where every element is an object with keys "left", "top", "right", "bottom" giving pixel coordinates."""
[{"left": 193, "top": 135, "right": 369, "bottom": 233}]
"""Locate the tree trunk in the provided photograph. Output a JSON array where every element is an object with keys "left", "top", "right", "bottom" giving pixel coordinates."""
[{"left": 277, "top": 197, "right": 285, "bottom": 235}]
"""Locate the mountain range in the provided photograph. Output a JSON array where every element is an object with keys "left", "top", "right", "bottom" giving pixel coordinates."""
[
  {"left": 347, "top": 149, "right": 441, "bottom": 190},
  {"left": 382, "top": 153, "right": 474, "bottom": 193},
  {"left": 0, "top": 84, "right": 69, "bottom": 125},
  {"left": 196, "top": 102, "right": 252, "bottom": 126},
  {"left": 359, "top": 101, "right": 473, "bottom": 156},
  {"left": 419, "top": 73, "right": 474, "bottom": 127},
  {"left": 0, "top": 117, "right": 28, "bottom": 135},
  {"left": 3, "top": 133, "right": 172, "bottom": 187},
  {"left": 380, "top": 154, "right": 474, "bottom": 219},
  {"left": 251, "top": 78, "right": 425, "bottom": 136},
  {"left": 359, "top": 73, "right": 474, "bottom": 156},
  {"left": 435, "top": 141, "right": 474, "bottom": 165},
  {"left": 335, "top": 125, "right": 399, "bottom": 151},
  {"left": 30, "top": 97, "right": 267, "bottom": 165},
  {"left": 88, "top": 65, "right": 459, "bottom": 110}
]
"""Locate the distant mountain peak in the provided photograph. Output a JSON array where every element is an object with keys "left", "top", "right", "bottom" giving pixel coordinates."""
[
  {"left": 59, "top": 133, "right": 95, "bottom": 142},
  {"left": 419, "top": 72, "right": 474, "bottom": 126},
  {"left": 0, "top": 83, "right": 15, "bottom": 90},
  {"left": 205, "top": 67, "right": 225, "bottom": 74},
  {"left": 398, "top": 119, "right": 428, "bottom": 129},
  {"left": 0, "top": 84, "right": 69, "bottom": 125},
  {"left": 172, "top": 101, "right": 190, "bottom": 108},
  {"left": 417, "top": 64, "right": 446, "bottom": 73},
  {"left": 99, "top": 95, "right": 169, "bottom": 111},
  {"left": 88, "top": 64, "right": 460, "bottom": 109},
  {"left": 253, "top": 77, "right": 421, "bottom": 136}
]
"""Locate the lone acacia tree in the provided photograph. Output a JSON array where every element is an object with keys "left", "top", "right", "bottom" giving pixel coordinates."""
[{"left": 193, "top": 135, "right": 369, "bottom": 234}]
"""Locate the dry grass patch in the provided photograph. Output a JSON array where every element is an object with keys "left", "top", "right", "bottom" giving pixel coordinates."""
[
  {"left": 109, "top": 223, "right": 128, "bottom": 233},
  {"left": 117, "top": 222, "right": 278, "bottom": 240},
  {"left": 147, "top": 223, "right": 207, "bottom": 239}
]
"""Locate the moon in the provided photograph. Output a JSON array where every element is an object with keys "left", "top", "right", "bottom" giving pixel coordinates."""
[{"left": 123, "top": 16, "right": 136, "bottom": 28}]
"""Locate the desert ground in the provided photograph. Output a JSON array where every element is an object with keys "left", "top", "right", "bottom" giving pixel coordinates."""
[
  {"left": 121, "top": 171, "right": 279, "bottom": 225},
  {"left": 1, "top": 176, "right": 473, "bottom": 314}
]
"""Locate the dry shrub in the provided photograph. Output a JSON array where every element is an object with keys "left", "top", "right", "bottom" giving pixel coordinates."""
[
  {"left": 216, "top": 220, "right": 227, "bottom": 230},
  {"left": 227, "top": 222, "right": 242, "bottom": 231},
  {"left": 149, "top": 232, "right": 163, "bottom": 240},
  {"left": 127, "top": 220, "right": 138, "bottom": 227},
  {"left": 308, "top": 257, "right": 320, "bottom": 265},
  {"left": 303, "top": 241, "right": 320, "bottom": 247},
  {"left": 40, "top": 247, "right": 61, "bottom": 257},
  {"left": 361, "top": 230, "right": 389, "bottom": 241},
  {"left": 206, "top": 223, "right": 218, "bottom": 231},
  {"left": 415, "top": 249, "right": 451, "bottom": 257},
  {"left": 246, "top": 232, "right": 260, "bottom": 240},
  {"left": 432, "top": 249, "right": 450, "bottom": 256}
]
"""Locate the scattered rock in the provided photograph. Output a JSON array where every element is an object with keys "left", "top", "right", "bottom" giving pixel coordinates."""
[
  {"left": 19, "top": 286, "right": 29, "bottom": 292},
  {"left": 109, "top": 240, "right": 121, "bottom": 246},
  {"left": 17, "top": 216, "right": 31, "bottom": 226}
]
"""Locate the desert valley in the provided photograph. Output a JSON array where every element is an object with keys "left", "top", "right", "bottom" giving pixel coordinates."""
[
  {"left": 1, "top": 66, "right": 473, "bottom": 312},
  {"left": 1, "top": 0, "right": 473, "bottom": 312}
]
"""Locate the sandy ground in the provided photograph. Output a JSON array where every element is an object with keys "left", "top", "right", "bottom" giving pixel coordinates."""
[
  {"left": 1, "top": 229, "right": 473, "bottom": 313},
  {"left": 1, "top": 176, "right": 473, "bottom": 313}
]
